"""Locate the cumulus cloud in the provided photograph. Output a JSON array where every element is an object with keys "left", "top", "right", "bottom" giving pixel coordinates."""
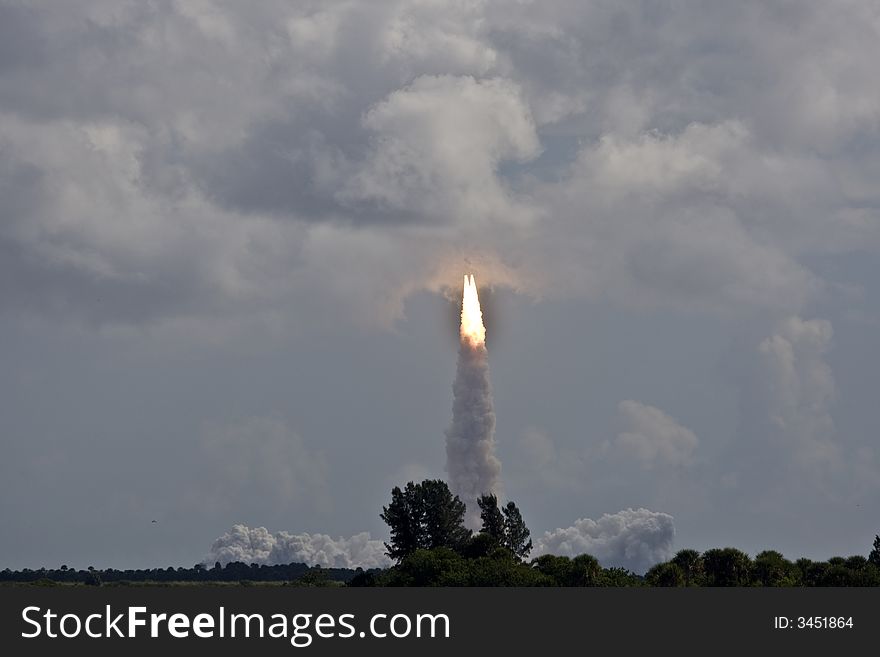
[
  {"left": 534, "top": 509, "right": 675, "bottom": 574},
  {"left": 205, "top": 524, "right": 391, "bottom": 569},
  {"left": 713, "top": 314, "right": 880, "bottom": 539},
  {"left": 340, "top": 75, "right": 540, "bottom": 224},
  {"left": 723, "top": 314, "right": 880, "bottom": 512},
  {"left": 2, "top": 0, "right": 879, "bottom": 329},
  {"left": 742, "top": 316, "right": 839, "bottom": 476},
  {"left": 615, "top": 400, "right": 698, "bottom": 468}
]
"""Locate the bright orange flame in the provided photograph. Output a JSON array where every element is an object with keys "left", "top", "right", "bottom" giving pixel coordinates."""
[{"left": 461, "top": 274, "right": 486, "bottom": 348}]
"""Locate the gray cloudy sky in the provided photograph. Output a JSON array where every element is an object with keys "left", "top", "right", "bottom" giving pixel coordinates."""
[{"left": 2, "top": 0, "right": 880, "bottom": 569}]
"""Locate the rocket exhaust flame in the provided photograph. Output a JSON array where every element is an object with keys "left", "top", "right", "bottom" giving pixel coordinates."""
[
  {"left": 460, "top": 274, "right": 486, "bottom": 348},
  {"left": 446, "top": 274, "right": 502, "bottom": 528}
]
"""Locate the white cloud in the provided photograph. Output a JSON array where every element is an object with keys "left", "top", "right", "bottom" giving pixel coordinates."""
[
  {"left": 755, "top": 317, "right": 838, "bottom": 472},
  {"left": 534, "top": 508, "right": 675, "bottom": 574},
  {"left": 340, "top": 74, "right": 540, "bottom": 225},
  {"left": 616, "top": 400, "right": 698, "bottom": 468},
  {"left": 205, "top": 524, "right": 391, "bottom": 569},
  {"left": 5, "top": 1, "right": 879, "bottom": 329}
]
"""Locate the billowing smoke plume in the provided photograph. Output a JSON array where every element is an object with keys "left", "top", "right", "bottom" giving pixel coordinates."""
[
  {"left": 445, "top": 275, "right": 502, "bottom": 527},
  {"left": 204, "top": 525, "right": 391, "bottom": 569},
  {"left": 533, "top": 508, "right": 675, "bottom": 574}
]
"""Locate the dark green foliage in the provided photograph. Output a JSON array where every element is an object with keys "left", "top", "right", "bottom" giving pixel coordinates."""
[
  {"left": 645, "top": 562, "right": 685, "bottom": 587},
  {"left": 477, "top": 494, "right": 505, "bottom": 545},
  {"left": 600, "top": 567, "right": 644, "bottom": 587},
  {"left": 296, "top": 566, "right": 331, "bottom": 587},
  {"left": 869, "top": 535, "right": 880, "bottom": 568},
  {"left": 531, "top": 555, "right": 573, "bottom": 586},
  {"left": 816, "top": 556, "right": 880, "bottom": 586},
  {"left": 531, "top": 554, "right": 603, "bottom": 586},
  {"left": 796, "top": 558, "right": 828, "bottom": 586},
  {"left": 461, "top": 532, "right": 499, "bottom": 559},
  {"left": 380, "top": 547, "right": 551, "bottom": 586},
  {"left": 502, "top": 501, "right": 533, "bottom": 559},
  {"left": 34, "top": 578, "right": 59, "bottom": 587},
  {"left": 475, "top": 494, "right": 532, "bottom": 560},
  {"left": 844, "top": 556, "right": 880, "bottom": 585},
  {"left": 4, "top": 546, "right": 880, "bottom": 587},
  {"left": 376, "top": 547, "right": 634, "bottom": 587},
  {"left": 466, "top": 549, "right": 549, "bottom": 586},
  {"left": 702, "top": 548, "right": 752, "bottom": 586},
  {"left": 381, "top": 548, "right": 469, "bottom": 586},
  {"left": 639, "top": 547, "right": 880, "bottom": 587},
  {"left": 671, "top": 549, "right": 704, "bottom": 586},
  {"left": 420, "top": 480, "right": 472, "bottom": 550},
  {"left": 752, "top": 550, "right": 799, "bottom": 586},
  {"left": 570, "top": 554, "right": 603, "bottom": 586},
  {"left": 820, "top": 563, "right": 858, "bottom": 586},
  {"left": 380, "top": 483, "right": 424, "bottom": 561},
  {"left": 380, "top": 480, "right": 471, "bottom": 561},
  {"left": 0, "top": 562, "right": 359, "bottom": 585},
  {"left": 348, "top": 568, "right": 379, "bottom": 587},
  {"left": 845, "top": 555, "right": 868, "bottom": 570}
]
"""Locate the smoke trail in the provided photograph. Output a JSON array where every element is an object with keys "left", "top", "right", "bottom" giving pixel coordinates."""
[{"left": 445, "top": 275, "right": 502, "bottom": 528}]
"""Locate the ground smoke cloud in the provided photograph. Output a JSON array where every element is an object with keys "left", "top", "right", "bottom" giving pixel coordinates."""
[
  {"left": 205, "top": 525, "right": 391, "bottom": 569},
  {"left": 445, "top": 276, "right": 502, "bottom": 527},
  {"left": 534, "top": 508, "right": 675, "bottom": 574}
]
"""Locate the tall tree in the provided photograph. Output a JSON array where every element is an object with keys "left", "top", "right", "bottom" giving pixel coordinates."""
[
  {"left": 380, "top": 483, "right": 423, "bottom": 561},
  {"left": 420, "top": 479, "right": 471, "bottom": 551},
  {"left": 477, "top": 494, "right": 505, "bottom": 544},
  {"left": 380, "top": 480, "right": 471, "bottom": 561},
  {"left": 869, "top": 535, "right": 880, "bottom": 567},
  {"left": 502, "top": 501, "right": 532, "bottom": 559}
]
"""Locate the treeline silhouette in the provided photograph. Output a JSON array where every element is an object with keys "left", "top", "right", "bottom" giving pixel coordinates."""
[
  {"left": 5, "top": 547, "right": 880, "bottom": 587},
  {"left": 3, "top": 479, "right": 879, "bottom": 586},
  {"left": 0, "top": 562, "right": 364, "bottom": 586},
  {"left": 644, "top": 547, "right": 880, "bottom": 587},
  {"left": 347, "top": 546, "right": 880, "bottom": 587}
]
